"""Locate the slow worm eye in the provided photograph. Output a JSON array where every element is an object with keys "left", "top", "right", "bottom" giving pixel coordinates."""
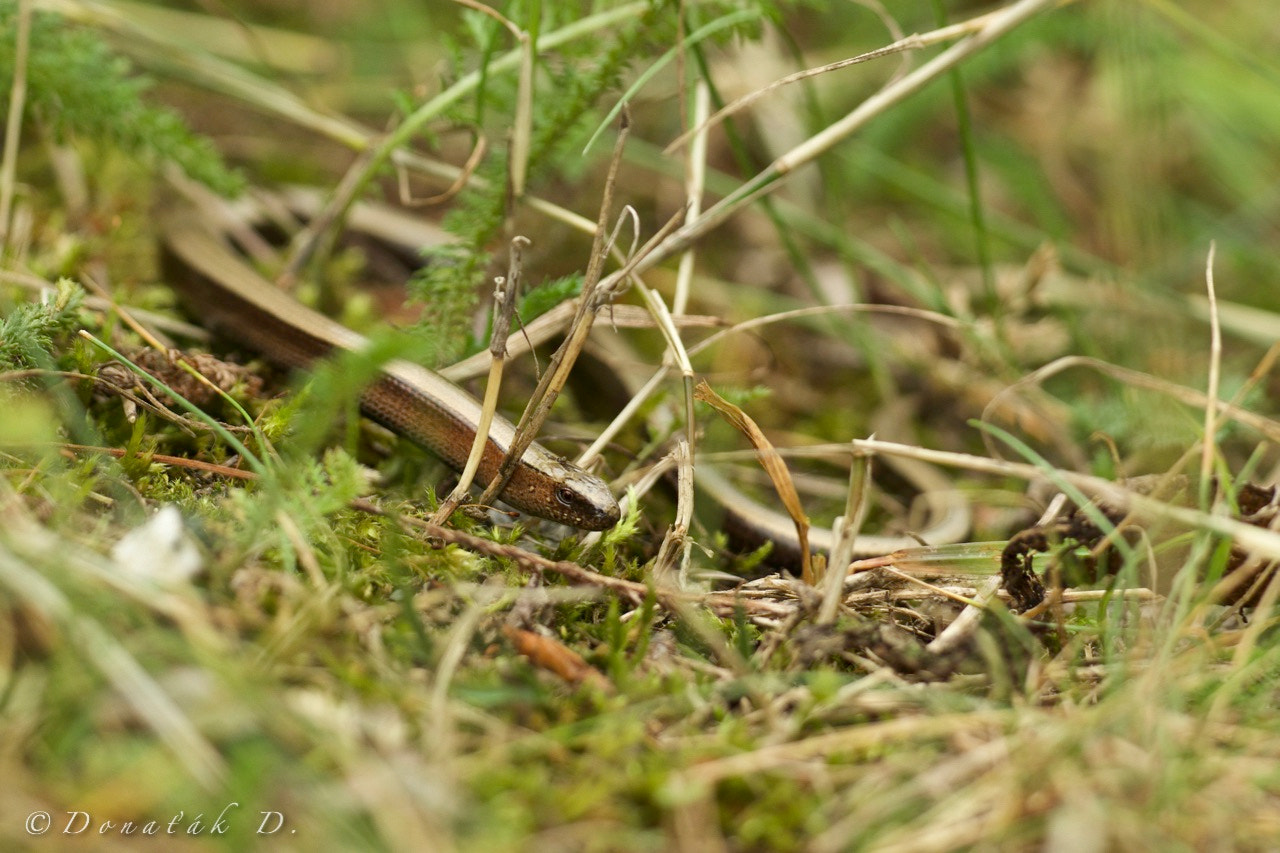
[{"left": 554, "top": 486, "right": 576, "bottom": 507}]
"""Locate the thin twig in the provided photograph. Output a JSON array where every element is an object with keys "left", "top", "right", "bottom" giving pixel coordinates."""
[
  {"left": 353, "top": 498, "right": 793, "bottom": 620},
  {"left": 46, "top": 443, "right": 257, "bottom": 481}
]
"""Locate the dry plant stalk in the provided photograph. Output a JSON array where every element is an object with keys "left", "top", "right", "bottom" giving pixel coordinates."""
[
  {"left": 818, "top": 449, "right": 872, "bottom": 623},
  {"left": 431, "top": 237, "right": 528, "bottom": 524},
  {"left": 652, "top": 439, "right": 694, "bottom": 584},
  {"left": 476, "top": 112, "right": 633, "bottom": 510}
]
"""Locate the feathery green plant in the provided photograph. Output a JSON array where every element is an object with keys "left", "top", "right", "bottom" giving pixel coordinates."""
[
  {"left": 0, "top": 4, "right": 241, "bottom": 195},
  {"left": 0, "top": 277, "right": 82, "bottom": 372},
  {"left": 409, "top": 0, "right": 758, "bottom": 364}
]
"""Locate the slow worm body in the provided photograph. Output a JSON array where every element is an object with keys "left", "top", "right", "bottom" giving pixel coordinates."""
[
  {"left": 159, "top": 209, "right": 620, "bottom": 531},
  {"left": 159, "top": 189, "right": 968, "bottom": 554}
]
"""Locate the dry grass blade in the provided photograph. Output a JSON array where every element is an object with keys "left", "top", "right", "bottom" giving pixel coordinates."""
[
  {"left": 275, "top": 146, "right": 379, "bottom": 288},
  {"left": 593, "top": 0, "right": 1059, "bottom": 286},
  {"left": 981, "top": 354, "right": 1280, "bottom": 450},
  {"left": 428, "top": 602, "right": 483, "bottom": 767},
  {"left": 1201, "top": 242, "right": 1221, "bottom": 491},
  {"left": 1188, "top": 295, "right": 1280, "bottom": 347},
  {"left": 441, "top": 303, "right": 722, "bottom": 384},
  {"left": 768, "top": 0, "right": 1057, "bottom": 176},
  {"left": 663, "top": 6, "right": 1002, "bottom": 155},
  {"left": 682, "top": 710, "right": 1011, "bottom": 785},
  {"left": 694, "top": 380, "right": 813, "bottom": 584},
  {"left": 672, "top": 79, "right": 711, "bottom": 316},
  {"left": 0, "top": 0, "right": 32, "bottom": 254},
  {"left": 577, "top": 302, "right": 961, "bottom": 476},
  {"left": 711, "top": 436, "right": 1280, "bottom": 562},
  {"left": 510, "top": 23, "right": 533, "bottom": 199}
]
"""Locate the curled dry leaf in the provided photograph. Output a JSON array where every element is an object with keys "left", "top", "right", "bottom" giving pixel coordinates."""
[{"left": 694, "top": 380, "right": 813, "bottom": 584}]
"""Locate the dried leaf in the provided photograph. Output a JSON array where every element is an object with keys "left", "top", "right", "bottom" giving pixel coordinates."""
[
  {"left": 694, "top": 380, "right": 813, "bottom": 583},
  {"left": 502, "top": 627, "right": 612, "bottom": 692}
]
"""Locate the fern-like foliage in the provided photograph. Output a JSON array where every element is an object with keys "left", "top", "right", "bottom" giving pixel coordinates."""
[
  {"left": 408, "top": 0, "right": 760, "bottom": 365},
  {"left": 0, "top": 278, "right": 83, "bottom": 372},
  {"left": 0, "top": 5, "right": 242, "bottom": 195}
]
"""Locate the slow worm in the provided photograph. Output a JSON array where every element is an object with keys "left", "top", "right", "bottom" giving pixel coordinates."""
[
  {"left": 159, "top": 188, "right": 969, "bottom": 555},
  {"left": 158, "top": 203, "right": 620, "bottom": 531}
]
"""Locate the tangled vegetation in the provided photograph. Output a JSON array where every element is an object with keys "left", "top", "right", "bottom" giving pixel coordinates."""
[{"left": 2, "top": 1, "right": 1280, "bottom": 849}]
